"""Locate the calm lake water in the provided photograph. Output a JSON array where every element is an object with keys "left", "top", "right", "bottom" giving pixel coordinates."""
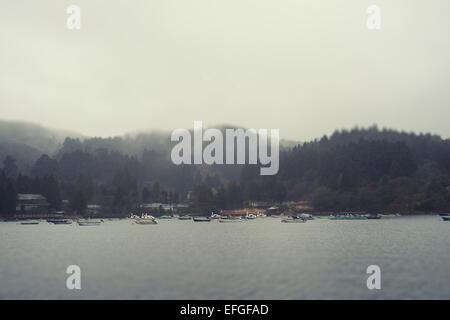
[{"left": 0, "top": 215, "right": 449, "bottom": 299}]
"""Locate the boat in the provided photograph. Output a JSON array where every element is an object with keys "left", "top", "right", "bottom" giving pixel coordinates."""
[
  {"left": 210, "top": 213, "right": 221, "bottom": 219},
  {"left": 158, "top": 215, "right": 172, "bottom": 219},
  {"left": 219, "top": 215, "right": 242, "bottom": 223},
  {"left": 77, "top": 219, "right": 102, "bottom": 226},
  {"left": 367, "top": 214, "right": 381, "bottom": 220},
  {"left": 329, "top": 214, "right": 367, "bottom": 220},
  {"left": 193, "top": 216, "right": 211, "bottom": 222},
  {"left": 441, "top": 216, "right": 450, "bottom": 221},
  {"left": 256, "top": 213, "right": 266, "bottom": 218},
  {"left": 134, "top": 214, "right": 158, "bottom": 225},
  {"left": 244, "top": 213, "right": 256, "bottom": 220},
  {"left": 346, "top": 216, "right": 367, "bottom": 220},
  {"left": 438, "top": 213, "right": 450, "bottom": 217},
  {"left": 47, "top": 219, "right": 72, "bottom": 224},
  {"left": 281, "top": 216, "right": 306, "bottom": 223},
  {"left": 299, "top": 213, "right": 314, "bottom": 220},
  {"left": 344, "top": 216, "right": 367, "bottom": 220},
  {"left": 134, "top": 218, "right": 158, "bottom": 225},
  {"left": 20, "top": 220, "right": 39, "bottom": 225},
  {"left": 178, "top": 215, "right": 192, "bottom": 220}
]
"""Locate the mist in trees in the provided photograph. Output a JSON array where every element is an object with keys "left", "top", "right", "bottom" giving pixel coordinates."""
[{"left": 2, "top": 125, "right": 450, "bottom": 216}]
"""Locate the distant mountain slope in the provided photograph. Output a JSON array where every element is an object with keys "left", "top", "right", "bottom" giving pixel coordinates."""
[
  {"left": 0, "top": 120, "right": 83, "bottom": 171},
  {"left": 0, "top": 120, "right": 82, "bottom": 154},
  {"left": 0, "top": 142, "right": 42, "bottom": 173},
  {"left": 2, "top": 119, "right": 450, "bottom": 212}
]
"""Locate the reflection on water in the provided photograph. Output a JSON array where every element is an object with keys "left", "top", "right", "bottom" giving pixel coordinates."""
[{"left": 0, "top": 216, "right": 449, "bottom": 299}]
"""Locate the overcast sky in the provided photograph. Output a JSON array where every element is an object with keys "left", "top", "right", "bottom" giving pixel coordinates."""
[{"left": 1, "top": 0, "right": 449, "bottom": 141}]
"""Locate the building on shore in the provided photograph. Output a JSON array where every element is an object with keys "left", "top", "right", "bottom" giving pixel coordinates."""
[
  {"left": 267, "top": 206, "right": 280, "bottom": 215},
  {"left": 86, "top": 204, "right": 102, "bottom": 216},
  {"left": 248, "top": 201, "right": 273, "bottom": 208},
  {"left": 139, "top": 203, "right": 189, "bottom": 214},
  {"left": 16, "top": 194, "right": 49, "bottom": 213},
  {"left": 14, "top": 193, "right": 64, "bottom": 219}
]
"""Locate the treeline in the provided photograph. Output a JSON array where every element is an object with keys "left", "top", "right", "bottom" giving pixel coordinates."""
[
  {"left": 277, "top": 127, "right": 450, "bottom": 212},
  {"left": 2, "top": 126, "right": 450, "bottom": 216},
  {"left": 0, "top": 153, "right": 183, "bottom": 216},
  {"left": 0, "top": 155, "right": 63, "bottom": 216},
  {"left": 188, "top": 178, "right": 287, "bottom": 214}
]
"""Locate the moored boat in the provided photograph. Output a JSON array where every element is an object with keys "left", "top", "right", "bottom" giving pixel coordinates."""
[
  {"left": 256, "top": 213, "right": 266, "bottom": 218},
  {"left": 178, "top": 215, "right": 192, "bottom": 220},
  {"left": 134, "top": 218, "right": 158, "bottom": 225},
  {"left": 158, "top": 215, "right": 172, "bottom": 219},
  {"left": 329, "top": 214, "right": 367, "bottom": 220},
  {"left": 441, "top": 216, "right": 450, "bottom": 221},
  {"left": 193, "top": 216, "right": 211, "bottom": 222},
  {"left": 328, "top": 216, "right": 344, "bottom": 220},
  {"left": 344, "top": 216, "right": 367, "bottom": 220},
  {"left": 133, "top": 214, "right": 158, "bottom": 225},
  {"left": 299, "top": 213, "right": 314, "bottom": 220},
  {"left": 219, "top": 215, "right": 242, "bottom": 223},
  {"left": 20, "top": 220, "right": 39, "bottom": 225},
  {"left": 47, "top": 219, "right": 72, "bottom": 224},
  {"left": 77, "top": 219, "right": 102, "bottom": 226},
  {"left": 281, "top": 216, "right": 306, "bottom": 223}
]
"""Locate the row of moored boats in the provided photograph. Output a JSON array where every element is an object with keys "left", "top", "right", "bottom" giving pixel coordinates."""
[
  {"left": 14, "top": 212, "right": 450, "bottom": 226},
  {"left": 130, "top": 213, "right": 313, "bottom": 224},
  {"left": 18, "top": 219, "right": 104, "bottom": 226}
]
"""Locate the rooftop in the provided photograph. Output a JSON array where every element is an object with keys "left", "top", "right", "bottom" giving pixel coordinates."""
[{"left": 17, "top": 194, "right": 47, "bottom": 201}]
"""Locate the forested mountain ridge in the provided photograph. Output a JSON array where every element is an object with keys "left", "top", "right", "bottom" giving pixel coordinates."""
[
  {"left": 0, "top": 120, "right": 82, "bottom": 172},
  {"left": 0, "top": 120, "right": 82, "bottom": 154},
  {"left": 1, "top": 121, "right": 450, "bottom": 215},
  {"left": 279, "top": 127, "right": 450, "bottom": 212}
]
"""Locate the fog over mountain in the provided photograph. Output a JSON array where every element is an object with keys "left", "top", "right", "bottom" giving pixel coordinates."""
[
  {"left": 2, "top": 1, "right": 450, "bottom": 141},
  {"left": 0, "top": 120, "right": 299, "bottom": 170},
  {"left": 0, "top": 120, "right": 83, "bottom": 153},
  {"left": 2, "top": 119, "right": 450, "bottom": 214}
]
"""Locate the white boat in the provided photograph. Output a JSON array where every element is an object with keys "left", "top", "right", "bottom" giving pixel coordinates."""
[
  {"left": 134, "top": 214, "right": 158, "bottom": 225},
  {"left": 256, "top": 213, "right": 266, "bottom": 218},
  {"left": 77, "top": 219, "right": 102, "bottom": 226},
  {"left": 219, "top": 215, "right": 243, "bottom": 223},
  {"left": 299, "top": 213, "right": 314, "bottom": 220},
  {"left": 134, "top": 218, "right": 158, "bottom": 225},
  {"left": 193, "top": 216, "right": 211, "bottom": 222},
  {"left": 245, "top": 213, "right": 256, "bottom": 220},
  {"left": 210, "top": 213, "right": 221, "bottom": 219},
  {"left": 130, "top": 213, "right": 140, "bottom": 219}
]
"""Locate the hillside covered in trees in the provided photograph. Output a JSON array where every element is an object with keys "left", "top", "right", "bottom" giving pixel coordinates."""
[{"left": 1, "top": 122, "right": 450, "bottom": 216}]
